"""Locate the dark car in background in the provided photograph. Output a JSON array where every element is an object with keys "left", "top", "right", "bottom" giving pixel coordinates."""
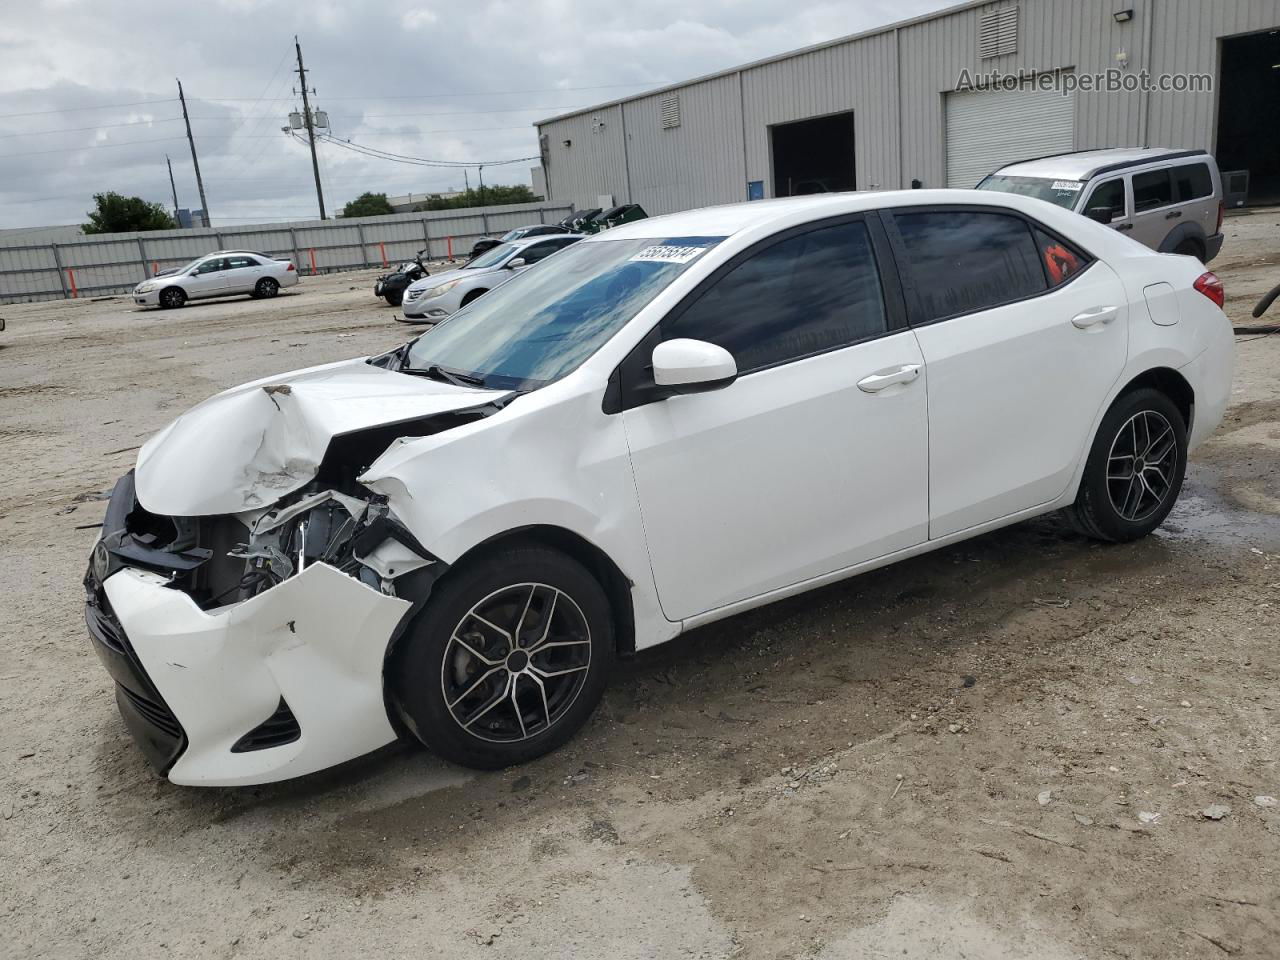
[{"left": 468, "top": 223, "right": 567, "bottom": 259}]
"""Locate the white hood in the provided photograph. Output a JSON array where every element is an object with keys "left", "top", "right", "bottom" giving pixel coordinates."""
[
  {"left": 405, "top": 264, "right": 497, "bottom": 293},
  {"left": 135, "top": 357, "right": 499, "bottom": 516}
]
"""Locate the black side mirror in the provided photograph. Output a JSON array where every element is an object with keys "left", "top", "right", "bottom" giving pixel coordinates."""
[{"left": 1085, "top": 206, "right": 1115, "bottom": 224}]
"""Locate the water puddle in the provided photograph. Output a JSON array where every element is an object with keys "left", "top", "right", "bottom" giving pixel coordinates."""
[{"left": 1155, "top": 464, "right": 1280, "bottom": 550}]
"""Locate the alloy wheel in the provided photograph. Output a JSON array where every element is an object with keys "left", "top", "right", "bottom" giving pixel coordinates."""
[
  {"left": 440, "top": 583, "right": 592, "bottom": 744},
  {"left": 1106, "top": 410, "right": 1178, "bottom": 522}
]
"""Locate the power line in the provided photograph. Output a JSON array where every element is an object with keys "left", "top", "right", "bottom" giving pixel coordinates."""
[
  {"left": 307, "top": 132, "right": 537, "bottom": 167},
  {"left": 0, "top": 117, "right": 183, "bottom": 139},
  {"left": 0, "top": 135, "right": 189, "bottom": 160},
  {"left": 0, "top": 97, "right": 179, "bottom": 120},
  {"left": 200, "top": 82, "right": 671, "bottom": 102}
]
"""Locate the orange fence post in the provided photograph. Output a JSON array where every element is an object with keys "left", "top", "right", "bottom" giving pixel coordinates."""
[
  {"left": 379, "top": 242, "right": 388, "bottom": 268},
  {"left": 308, "top": 248, "right": 317, "bottom": 275},
  {"left": 67, "top": 268, "right": 78, "bottom": 298},
  {"left": 446, "top": 236, "right": 453, "bottom": 259},
  {"left": 152, "top": 261, "right": 159, "bottom": 275}
]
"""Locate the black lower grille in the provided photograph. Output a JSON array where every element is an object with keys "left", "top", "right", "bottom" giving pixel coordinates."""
[
  {"left": 231, "top": 698, "right": 301, "bottom": 753},
  {"left": 118, "top": 684, "right": 183, "bottom": 740},
  {"left": 86, "top": 598, "right": 127, "bottom": 655}
]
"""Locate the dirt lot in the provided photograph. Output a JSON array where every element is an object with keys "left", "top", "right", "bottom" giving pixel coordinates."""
[{"left": 3, "top": 214, "right": 1280, "bottom": 960}]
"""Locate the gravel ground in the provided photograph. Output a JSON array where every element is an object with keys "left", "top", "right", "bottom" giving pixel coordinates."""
[{"left": 2, "top": 213, "right": 1280, "bottom": 959}]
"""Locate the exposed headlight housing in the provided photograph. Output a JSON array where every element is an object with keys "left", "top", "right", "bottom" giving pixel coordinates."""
[{"left": 422, "top": 279, "right": 461, "bottom": 300}]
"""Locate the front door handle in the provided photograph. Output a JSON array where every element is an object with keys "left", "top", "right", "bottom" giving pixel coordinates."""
[
  {"left": 1071, "top": 305, "right": 1119, "bottom": 329},
  {"left": 1116, "top": 223, "right": 1133, "bottom": 232},
  {"left": 857, "top": 364, "right": 921, "bottom": 393}
]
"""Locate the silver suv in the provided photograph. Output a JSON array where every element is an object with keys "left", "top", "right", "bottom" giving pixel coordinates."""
[{"left": 977, "top": 148, "right": 1224, "bottom": 263}]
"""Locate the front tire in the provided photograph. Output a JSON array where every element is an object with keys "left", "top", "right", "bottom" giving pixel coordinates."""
[
  {"left": 158, "top": 287, "right": 186, "bottom": 309},
  {"left": 390, "top": 545, "right": 614, "bottom": 769},
  {"left": 254, "top": 277, "right": 279, "bottom": 299},
  {"left": 459, "top": 288, "right": 487, "bottom": 308},
  {"left": 1069, "top": 387, "right": 1187, "bottom": 542}
]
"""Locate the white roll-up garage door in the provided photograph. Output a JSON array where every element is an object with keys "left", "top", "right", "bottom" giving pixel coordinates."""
[{"left": 945, "top": 82, "right": 1076, "bottom": 188}]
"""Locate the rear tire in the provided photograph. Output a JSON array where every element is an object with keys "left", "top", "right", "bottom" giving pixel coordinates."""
[
  {"left": 254, "top": 277, "right": 279, "bottom": 299},
  {"left": 1174, "top": 238, "right": 1205, "bottom": 262},
  {"left": 390, "top": 545, "right": 614, "bottom": 770},
  {"left": 1068, "top": 387, "right": 1187, "bottom": 542},
  {"left": 158, "top": 287, "right": 186, "bottom": 309},
  {"left": 384, "top": 291, "right": 403, "bottom": 306}
]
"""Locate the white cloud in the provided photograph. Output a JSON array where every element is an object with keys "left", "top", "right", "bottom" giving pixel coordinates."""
[{"left": 401, "top": 8, "right": 439, "bottom": 30}]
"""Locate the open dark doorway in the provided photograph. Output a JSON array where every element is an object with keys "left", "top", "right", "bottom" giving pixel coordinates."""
[
  {"left": 1216, "top": 30, "right": 1280, "bottom": 206},
  {"left": 771, "top": 112, "right": 856, "bottom": 198}
]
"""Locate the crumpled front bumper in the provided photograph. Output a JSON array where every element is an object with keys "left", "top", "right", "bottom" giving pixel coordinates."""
[{"left": 91, "top": 563, "right": 411, "bottom": 787}]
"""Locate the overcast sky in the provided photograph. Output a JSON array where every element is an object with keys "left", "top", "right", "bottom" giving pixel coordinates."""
[{"left": 0, "top": 0, "right": 952, "bottom": 230}]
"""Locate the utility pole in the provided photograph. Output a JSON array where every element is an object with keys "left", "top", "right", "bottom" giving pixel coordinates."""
[
  {"left": 478, "top": 165, "right": 485, "bottom": 206},
  {"left": 165, "top": 155, "right": 180, "bottom": 222},
  {"left": 176, "top": 79, "right": 210, "bottom": 227},
  {"left": 294, "top": 36, "right": 327, "bottom": 220}
]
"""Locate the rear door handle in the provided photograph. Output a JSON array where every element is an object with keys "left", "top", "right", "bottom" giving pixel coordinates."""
[
  {"left": 857, "top": 364, "right": 921, "bottom": 393},
  {"left": 1071, "top": 305, "right": 1119, "bottom": 329},
  {"left": 1165, "top": 209, "right": 1182, "bottom": 220}
]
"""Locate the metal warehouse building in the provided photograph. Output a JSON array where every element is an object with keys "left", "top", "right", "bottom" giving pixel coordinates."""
[{"left": 534, "top": 0, "right": 1280, "bottom": 215}]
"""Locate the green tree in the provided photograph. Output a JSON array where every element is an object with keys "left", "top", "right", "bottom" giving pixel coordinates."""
[
  {"left": 82, "top": 192, "right": 176, "bottom": 234},
  {"left": 413, "top": 184, "right": 538, "bottom": 212},
  {"left": 342, "top": 192, "right": 395, "bottom": 218}
]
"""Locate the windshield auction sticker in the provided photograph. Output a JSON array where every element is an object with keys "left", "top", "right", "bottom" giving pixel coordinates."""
[
  {"left": 1051, "top": 180, "right": 1084, "bottom": 192},
  {"left": 629, "top": 245, "right": 707, "bottom": 264}
]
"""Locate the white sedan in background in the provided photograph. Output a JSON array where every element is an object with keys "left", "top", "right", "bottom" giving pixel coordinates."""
[
  {"left": 133, "top": 251, "right": 299, "bottom": 309},
  {"left": 400, "top": 233, "right": 581, "bottom": 323},
  {"left": 86, "top": 190, "right": 1231, "bottom": 785}
]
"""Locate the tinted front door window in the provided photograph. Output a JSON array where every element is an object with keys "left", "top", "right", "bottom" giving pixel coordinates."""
[{"left": 662, "top": 219, "right": 887, "bottom": 373}]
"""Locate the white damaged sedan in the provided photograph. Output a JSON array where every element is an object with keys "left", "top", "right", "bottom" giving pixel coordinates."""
[{"left": 85, "top": 190, "right": 1233, "bottom": 786}]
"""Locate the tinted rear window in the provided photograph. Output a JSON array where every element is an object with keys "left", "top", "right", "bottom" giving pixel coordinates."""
[
  {"left": 1172, "top": 162, "right": 1213, "bottom": 202},
  {"left": 891, "top": 211, "right": 1046, "bottom": 322}
]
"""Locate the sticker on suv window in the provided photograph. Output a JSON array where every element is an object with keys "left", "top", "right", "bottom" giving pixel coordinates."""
[
  {"left": 629, "top": 245, "right": 707, "bottom": 264},
  {"left": 1052, "top": 180, "right": 1084, "bottom": 192}
]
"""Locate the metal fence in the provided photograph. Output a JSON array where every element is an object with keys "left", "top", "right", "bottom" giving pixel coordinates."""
[{"left": 0, "top": 201, "right": 574, "bottom": 303}]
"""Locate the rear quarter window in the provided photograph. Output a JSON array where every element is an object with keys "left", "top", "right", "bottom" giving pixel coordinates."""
[{"left": 1172, "top": 162, "right": 1213, "bottom": 202}]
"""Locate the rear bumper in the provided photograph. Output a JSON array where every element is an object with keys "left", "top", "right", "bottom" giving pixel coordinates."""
[{"left": 1204, "top": 232, "right": 1224, "bottom": 264}]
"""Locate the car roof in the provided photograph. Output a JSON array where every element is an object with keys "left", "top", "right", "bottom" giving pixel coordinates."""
[
  {"left": 991, "top": 148, "right": 1209, "bottom": 182},
  {"left": 506, "top": 233, "right": 580, "bottom": 248},
  {"left": 586, "top": 189, "right": 1116, "bottom": 243}
]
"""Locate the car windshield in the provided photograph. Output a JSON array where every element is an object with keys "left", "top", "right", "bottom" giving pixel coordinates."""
[
  {"left": 405, "top": 236, "right": 723, "bottom": 390},
  {"left": 976, "top": 175, "right": 1083, "bottom": 209},
  {"left": 499, "top": 229, "right": 524, "bottom": 242},
  {"left": 467, "top": 243, "right": 516, "bottom": 269}
]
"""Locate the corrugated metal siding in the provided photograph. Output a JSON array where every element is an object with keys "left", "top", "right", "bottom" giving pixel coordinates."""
[
  {"left": 539, "top": 105, "right": 629, "bottom": 211},
  {"left": 741, "top": 29, "right": 900, "bottom": 196},
  {"left": 0, "top": 201, "right": 573, "bottom": 303},
  {"left": 539, "top": 0, "right": 1280, "bottom": 210},
  {"left": 623, "top": 75, "right": 746, "bottom": 214}
]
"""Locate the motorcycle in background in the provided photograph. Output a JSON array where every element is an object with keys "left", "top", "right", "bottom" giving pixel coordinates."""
[{"left": 374, "top": 250, "right": 429, "bottom": 306}]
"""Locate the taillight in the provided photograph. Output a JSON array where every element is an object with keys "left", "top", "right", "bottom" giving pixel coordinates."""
[
  {"left": 1215, "top": 200, "right": 1224, "bottom": 235},
  {"left": 286, "top": 262, "right": 296, "bottom": 272},
  {"left": 1194, "top": 271, "right": 1224, "bottom": 309}
]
